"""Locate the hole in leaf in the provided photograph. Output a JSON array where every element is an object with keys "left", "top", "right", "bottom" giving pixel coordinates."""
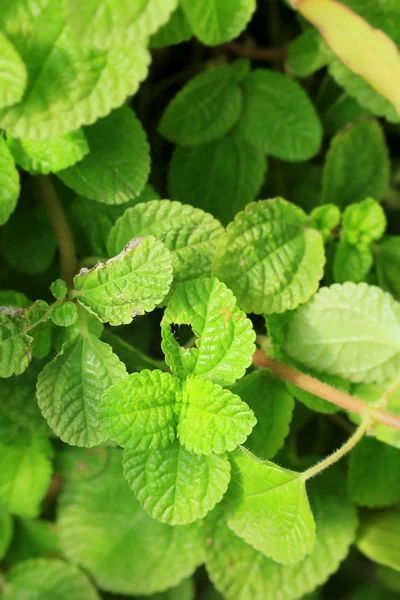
[{"left": 170, "top": 323, "right": 198, "bottom": 349}]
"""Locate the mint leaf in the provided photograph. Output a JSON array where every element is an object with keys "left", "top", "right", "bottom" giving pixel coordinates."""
[
  {"left": 3, "top": 558, "right": 100, "bottom": 600},
  {"left": 51, "top": 303, "right": 78, "bottom": 327},
  {"left": 65, "top": 0, "right": 177, "bottom": 49},
  {"left": 180, "top": 0, "right": 256, "bottom": 46},
  {"left": 159, "top": 65, "right": 243, "bottom": 146},
  {"left": 99, "top": 370, "right": 181, "bottom": 451},
  {"left": 309, "top": 204, "right": 341, "bottom": 243},
  {"left": 348, "top": 437, "right": 400, "bottom": 507},
  {"left": 107, "top": 200, "right": 224, "bottom": 287},
  {"left": 231, "top": 370, "right": 294, "bottom": 460},
  {"left": 0, "top": 31, "right": 26, "bottom": 109},
  {"left": 0, "top": 432, "right": 52, "bottom": 518},
  {"left": 322, "top": 120, "right": 389, "bottom": 209},
  {"left": 342, "top": 198, "right": 387, "bottom": 245},
  {"left": 376, "top": 236, "right": 400, "bottom": 300},
  {"left": 333, "top": 241, "right": 373, "bottom": 283},
  {"left": 213, "top": 199, "right": 325, "bottom": 314},
  {"left": 287, "top": 28, "right": 328, "bottom": 78},
  {"left": 58, "top": 451, "right": 204, "bottom": 595},
  {"left": 205, "top": 469, "right": 357, "bottom": 600},
  {"left": 0, "top": 136, "right": 19, "bottom": 225},
  {"left": 7, "top": 130, "right": 89, "bottom": 174},
  {"left": 357, "top": 508, "right": 400, "bottom": 571},
  {"left": 161, "top": 278, "right": 255, "bottom": 386},
  {"left": 0, "top": 313, "right": 33, "bottom": 378},
  {"left": 224, "top": 452, "right": 315, "bottom": 564},
  {"left": 50, "top": 279, "right": 68, "bottom": 301},
  {"left": 168, "top": 129, "right": 266, "bottom": 224},
  {"left": 58, "top": 107, "right": 150, "bottom": 205},
  {"left": 73, "top": 236, "right": 173, "bottom": 325},
  {"left": 237, "top": 69, "right": 322, "bottom": 161},
  {"left": 285, "top": 282, "right": 400, "bottom": 383},
  {"left": 177, "top": 377, "right": 256, "bottom": 455},
  {"left": 101, "top": 329, "right": 166, "bottom": 372},
  {"left": 0, "top": 507, "right": 13, "bottom": 559},
  {"left": 37, "top": 335, "right": 127, "bottom": 447},
  {"left": 123, "top": 441, "right": 231, "bottom": 525},
  {"left": 0, "top": 2, "right": 150, "bottom": 138},
  {"left": 150, "top": 7, "right": 192, "bottom": 48}
]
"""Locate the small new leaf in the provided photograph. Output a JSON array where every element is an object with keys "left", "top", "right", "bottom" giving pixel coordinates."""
[
  {"left": 99, "top": 370, "right": 181, "bottom": 451},
  {"left": 224, "top": 452, "right": 316, "bottom": 564},
  {"left": 341, "top": 198, "right": 387, "bottom": 245},
  {"left": 161, "top": 278, "right": 255, "bottom": 386},
  {"left": 177, "top": 377, "right": 256, "bottom": 455},
  {"left": 123, "top": 441, "right": 231, "bottom": 525},
  {"left": 74, "top": 236, "right": 173, "bottom": 325}
]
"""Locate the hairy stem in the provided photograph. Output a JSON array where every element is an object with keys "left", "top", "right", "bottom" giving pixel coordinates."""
[
  {"left": 224, "top": 41, "right": 287, "bottom": 61},
  {"left": 301, "top": 415, "right": 370, "bottom": 480},
  {"left": 253, "top": 349, "right": 400, "bottom": 431},
  {"left": 37, "top": 175, "right": 77, "bottom": 289}
]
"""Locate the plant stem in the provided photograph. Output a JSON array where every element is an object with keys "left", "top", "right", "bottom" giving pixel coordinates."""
[
  {"left": 253, "top": 349, "right": 400, "bottom": 432},
  {"left": 224, "top": 41, "right": 287, "bottom": 61},
  {"left": 37, "top": 175, "right": 77, "bottom": 289},
  {"left": 301, "top": 415, "right": 370, "bottom": 480}
]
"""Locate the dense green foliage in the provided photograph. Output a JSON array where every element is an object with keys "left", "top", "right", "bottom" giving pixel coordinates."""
[{"left": 1, "top": 1, "right": 400, "bottom": 599}]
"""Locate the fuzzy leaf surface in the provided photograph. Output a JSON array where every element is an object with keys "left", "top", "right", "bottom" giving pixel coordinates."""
[
  {"left": 285, "top": 282, "right": 400, "bottom": 383},
  {"left": 213, "top": 198, "right": 325, "bottom": 314},
  {"left": 238, "top": 69, "right": 322, "bottom": 161},
  {"left": 123, "top": 441, "right": 231, "bottom": 525},
  {"left": 224, "top": 453, "right": 315, "bottom": 564},
  {"left": 0, "top": 31, "right": 27, "bottom": 109},
  {"left": 74, "top": 236, "right": 173, "bottom": 325},
  {"left": 178, "top": 377, "right": 256, "bottom": 455},
  {"left": 107, "top": 200, "right": 224, "bottom": 288},
  {"left": 58, "top": 107, "right": 150, "bottom": 205},
  {"left": 37, "top": 334, "right": 127, "bottom": 447},
  {"left": 161, "top": 278, "right": 255, "bottom": 386},
  {"left": 99, "top": 370, "right": 181, "bottom": 451},
  {"left": 58, "top": 451, "right": 204, "bottom": 595}
]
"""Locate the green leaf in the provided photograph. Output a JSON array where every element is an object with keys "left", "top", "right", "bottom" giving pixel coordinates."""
[
  {"left": 205, "top": 468, "right": 357, "bottom": 600},
  {"left": 101, "top": 329, "right": 166, "bottom": 372},
  {"left": 284, "top": 282, "right": 400, "bottom": 384},
  {"left": 0, "top": 313, "right": 33, "bottom": 379},
  {"left": 161, "top": 278, "right": 255, "bottom": 386},
  {"left": 2, "top": 558, "right": 100, "bottom": 600},
  {"left": 322, "top": 92, "right": 370, "bottom": 137},
  {"left": 123, "top": 440, "right": 231, "bottom": 525},
  {"left": 107, "top": 200, "right": 224, "bottom": 289},
  {"left": 53, "top": 313, "right": 103, "bottom": 354},
  {"left": 150, "top": 7, "right": 192, "bottom": 48},
  {"left": 308, "top": 204, "right": 341, "bottom": 243},
  {"left": 50, "top": 279, "right": 68, "bottom": 301},
  {"left": 7, "top": 518, "right": 61, "bottom": 563},
  {"left": 351, "top": 381, "right": 400, "bottom": 448},
  {"left": 333, "top": 241, "right": 373, "bottom": 283},
  {"left": 51, "top": 303, "right": 78, "bottom": 327},
  {"left": 58, "top": 107, "right": 150, "bottom": 205},
  {"left": 65, "top": 0, "right": 177, "bottom": 49},
  {"left": 230, "top": 370, "right": 294, "bottom": 460},
  {"left": 357, "top": 508, "right": 400, "bottom": 571},
  {"left": 37, "top": 334, "right": 127, "bottom": 447},
  {"left": 168, "top": 129, "right": 267, "bottom": 224},
  {"left": 0, "top": 506, "right": 13, "bottom": 560},
  {"left": 328, "top": 59, "right": 400, "bottom": 123},
  {"left": 213, "top": 198, "right": 325, "bottom": 315},
  {"left": 375, "top": 236, "right": 400, "bottom": 300},
  {"left": 7, "top": 130, "right": 89, "bottom": 175},
  {"left": 237, "top": 69, "right": 322, "bottom": 161},
  {"left": 0, "top": 291, "right": 30, "bottom": 309},
  {"left": 287, "top": 28, "right": 328, "bottom": 78},
  {"left": 0, "top": 32, "right": 26, "bottom": 109},
  {"left": 0, "top": 360, "right": 50, "bottom": 436},
  {"left": 341, "top": 198, "right": 387, "bottom": 245},
  {"left": 0, "top": 136, "right": 19, "bottom": 226},
  {"left": 180, "top": 0, "right": 256, "bottom": 45},
  {"left": 159, "top": 65, "right": 243, "bottom": 146},
  {"left": 73, "top": 236, "right": 173, "bottom": 325},
  {"left": 223, "top": 452, "right": 315, "bottom": 564},
  {"left": 348, "top": 437, "right": 400, "bottom": 507},
  {"left": 99, "top": 370, "right": 181, "bottom": 451},
  {"left": 0, "top": 1, "right": 150, "bottom": 139},
  {"left": 322, "top": 120, "right": 389, "bottom": 209},
  {"left": 178, "top": 377, "right": 256, "bottom": 455},
  {"left": 58, "top": 450, "right": 204, "bottom": 595},
  {"left": 0, "top": 432, "right": 52, "bottom": 518},
  {"left": 1, "top": 203, "right": 56, "bottom": 276}
]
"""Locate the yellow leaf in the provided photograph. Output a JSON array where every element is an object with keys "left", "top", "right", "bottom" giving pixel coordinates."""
[{"left": 292, "top": 0, "right": 400, "bottom": 117}]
